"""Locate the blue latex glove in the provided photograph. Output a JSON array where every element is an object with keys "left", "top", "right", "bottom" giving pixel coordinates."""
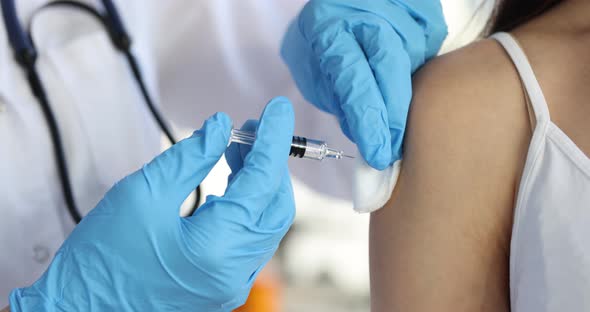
[
  {"left": 281, "top": 0, "right": 447, "bottom": 169},
  {"left": 9, "top": 97, "right": 295, "bottom": 311}
]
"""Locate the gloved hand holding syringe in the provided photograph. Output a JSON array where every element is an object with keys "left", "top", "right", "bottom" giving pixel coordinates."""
[{"left": 230, "top": 129, "right": 354, "bottom": 161}]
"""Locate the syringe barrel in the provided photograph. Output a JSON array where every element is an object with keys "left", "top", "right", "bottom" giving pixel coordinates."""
[
  {"left": 231, "top": 129, "right": 333, "bottom": 161},
  {"left": 290, "top": 136, "right": 327, "bottom": 160}
]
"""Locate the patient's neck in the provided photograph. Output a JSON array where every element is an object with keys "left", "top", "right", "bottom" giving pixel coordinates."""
[
  {"left": 565, "top": 0, "right": 590, "bottom": 29},
  {"left": 535, "top": 0, "right": 590, "bottom": 34}
]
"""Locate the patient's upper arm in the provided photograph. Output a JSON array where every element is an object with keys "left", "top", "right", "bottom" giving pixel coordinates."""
[{"left": 369, "top": 40, "right": 531, "bottom": 312}]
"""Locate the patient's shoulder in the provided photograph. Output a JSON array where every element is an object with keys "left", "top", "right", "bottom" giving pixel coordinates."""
[
  {"left": 405, "top": 38, "right": 531, "bottom": 185},
  {"left": 411, "top": 38, "right": 527, "bottom": 135},
  {"left": 398, "top": 38, "right": 534, "bottom": 242}
]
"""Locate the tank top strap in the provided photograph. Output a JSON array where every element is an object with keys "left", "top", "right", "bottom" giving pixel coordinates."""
[{"left": 490, "top": 32, "right": 551, "bottom": 125}]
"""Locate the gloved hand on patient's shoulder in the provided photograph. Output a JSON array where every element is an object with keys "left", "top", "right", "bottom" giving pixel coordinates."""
[{"left": 282, "top": 0, "right": 447, "bottom": 170}]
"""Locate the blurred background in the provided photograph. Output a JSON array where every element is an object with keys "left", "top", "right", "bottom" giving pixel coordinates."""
[{"left": 187, "top": 1, "right": 495, "bottom": 311}]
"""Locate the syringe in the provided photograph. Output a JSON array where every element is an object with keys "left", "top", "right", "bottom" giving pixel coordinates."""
[{"left": 230, "top": 129, "right": 354, "bottom": 161}]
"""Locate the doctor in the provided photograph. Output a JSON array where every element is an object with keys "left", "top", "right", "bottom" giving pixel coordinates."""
[{"left": 0, "top": 0, "right": 446, "bottom": 311}]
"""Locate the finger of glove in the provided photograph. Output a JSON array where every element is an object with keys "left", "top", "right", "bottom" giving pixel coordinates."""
[
  {"left": 353, "top": 24, "right": 412, "bottom": 163},
  {"left": 311, "top": 29, "right": 393, "bottom": 169},
  {"left": 141, "top": 112, "right": 231, "bottom": 208},
  {"left": 222, "top": 97, "right": 295, "bottom": 218}
]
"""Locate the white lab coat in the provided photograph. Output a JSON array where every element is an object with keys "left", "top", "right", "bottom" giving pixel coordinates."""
[{"left": 0, "top": 0, "right": 355, "bottom": 304}]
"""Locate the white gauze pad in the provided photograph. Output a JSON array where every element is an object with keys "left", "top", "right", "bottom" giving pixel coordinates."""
[{"left": 353, "top": 159, "right": 402, "bottom": 213}]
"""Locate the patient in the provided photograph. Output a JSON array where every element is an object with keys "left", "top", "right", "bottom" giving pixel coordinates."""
[{"left": 370, "top": 0, "right": 590, "bottom": 311}]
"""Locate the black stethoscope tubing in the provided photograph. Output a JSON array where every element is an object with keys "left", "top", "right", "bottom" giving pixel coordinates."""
[{"left": 1, "top": 0, "right": 201, "bottom": 223}]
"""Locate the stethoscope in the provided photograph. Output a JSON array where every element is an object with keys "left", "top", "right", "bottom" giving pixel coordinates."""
[{"left": 1, "top": 0, "right": 201, "bottom": 223}]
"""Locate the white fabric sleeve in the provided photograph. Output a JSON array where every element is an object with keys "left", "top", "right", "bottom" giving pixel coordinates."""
[{"left": 144, "top": 0, "right": 308, "bottom": 129}]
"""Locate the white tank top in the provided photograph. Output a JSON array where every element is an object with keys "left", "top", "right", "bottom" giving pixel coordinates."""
[{"left": 491, "top": 33, "right": 590, "bottom": 311}]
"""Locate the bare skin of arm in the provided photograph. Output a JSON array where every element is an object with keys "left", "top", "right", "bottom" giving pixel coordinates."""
[
  {"left": 369, "top": 38, "right": 532, "bottom": 312},
  {"left": 1, "top": 307, "right": 9, "bottom": 312}
]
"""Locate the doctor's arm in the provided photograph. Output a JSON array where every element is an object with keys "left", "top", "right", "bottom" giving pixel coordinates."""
[
  {"left": 369, "top": 42, "right": 530, "bottom": 311},
  {"left": 8, "top": 98, "right": 295, "bottom": 311}
]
